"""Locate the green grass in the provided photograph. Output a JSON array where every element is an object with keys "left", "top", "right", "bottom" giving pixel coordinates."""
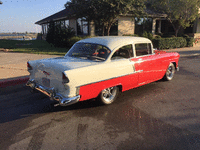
[{"left": 0, "top": 39, "right": 69, "bottom": 55}]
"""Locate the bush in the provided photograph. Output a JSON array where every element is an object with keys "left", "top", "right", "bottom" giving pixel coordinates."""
[
  {"left": 67, "top": 36, "right": 83, "bottom": 48},
  {"left": 46, "top": 21, "right": 55, "bottom": 44},
  {"left": 142, "top": 32, "right": 154, "bottom": 41},
  {"left": 185, "top": 37, "right": 194, "bottom": 47},
  {"left": 154, "top": 35, "right": 161, "bottom": 39},
  {"left": 123, "top": 34, "right": 139, "bottom": 37},
  {"left": 46, "top": 21, "right": 76, "bottom": 48},
  {"left": 182, "top": 34, "right": 189, "bottom": 38},
  {"left": 153, "top": 37, "right": 187, "bottom": 50},
  {"left": 54, "top": 25, "right": 76, "bottom": 47}
]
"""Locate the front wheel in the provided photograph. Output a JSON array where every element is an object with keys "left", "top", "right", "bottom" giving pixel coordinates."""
[
  {"left": 163, "top": 63, "right": 175, "bottom": 81},
  {"left": 98, "top": 86, "right": 119, "bottom": 105}
]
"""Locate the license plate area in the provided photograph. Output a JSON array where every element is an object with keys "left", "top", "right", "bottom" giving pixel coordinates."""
[{"left": 42, "top": 77, "right": 50, "bottom": 87}]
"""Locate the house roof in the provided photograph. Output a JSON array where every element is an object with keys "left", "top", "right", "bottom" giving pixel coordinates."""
[
  {"left": 35, "top": 7, "right": 75, "bottom": 25},
  {"left": 145, "top": 9, "right": 167, "bottom": 18},
  {"left": 35, "top": 7, "right": 167, "bottom": 25}
]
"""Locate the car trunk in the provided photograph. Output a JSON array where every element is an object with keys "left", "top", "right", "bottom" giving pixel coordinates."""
[{"left": 29, "top": 56, "right": 98, "bottom": 93}]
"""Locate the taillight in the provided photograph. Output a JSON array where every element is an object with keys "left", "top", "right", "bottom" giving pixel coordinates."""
[
  {"left": 62, "top": 72, "right": 69, "bottom": 84},
  {"left": 27, "top": 62, "right": 32, "bottom": 70}
]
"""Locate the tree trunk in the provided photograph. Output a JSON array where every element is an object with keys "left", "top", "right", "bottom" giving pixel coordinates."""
[
  {"left": 102, "top": 25, "right": 105, "bottom": 36},
  {"left": 107, "top": 23, "right": 113, "bottom": 36},
  {"left": 175, "top": 29, "right": 179, "bottom": 37},
  {"left": 107, "top": 19, "right": 117, "bottom": 36},
  {"left": 107, "top": 26, "right": 111, "bottom": 36},
  {"left": 168, "top": 19, "right": 181, "bottom": 37},
  {"left": 173, "top": 25, "right": 181, "bottom": 37}
]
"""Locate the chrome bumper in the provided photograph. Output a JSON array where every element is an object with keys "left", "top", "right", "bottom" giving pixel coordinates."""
[{"left": 26, "top": 79, "right": 80, "bottom": 106}]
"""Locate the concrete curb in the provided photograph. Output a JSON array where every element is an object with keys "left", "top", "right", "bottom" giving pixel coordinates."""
[
  {"left": 180, "top": 53, "right": 200, "bottom": 57},
  {"left": 0, "top": 76, "right": 29, "bottom": 88}
]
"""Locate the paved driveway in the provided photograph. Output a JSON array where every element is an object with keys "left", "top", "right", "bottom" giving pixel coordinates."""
[
  {"left": 0, "top": 55, "right": 200, "bottom": 149},
  {"left": 0, "top": 52, "right": 60, "bottom": 79}
]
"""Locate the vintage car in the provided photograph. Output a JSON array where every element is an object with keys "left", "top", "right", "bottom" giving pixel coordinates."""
[{"left": 26, "top": 36, "right": 180, "bottom": 106}]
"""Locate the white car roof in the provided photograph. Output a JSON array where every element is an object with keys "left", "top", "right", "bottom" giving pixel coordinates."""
[{"left": 77, "top": 36, "right": 151, "bottom": 50}]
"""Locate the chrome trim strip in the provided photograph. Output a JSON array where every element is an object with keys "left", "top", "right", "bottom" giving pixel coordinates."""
[
  {"left": 134, "top": 53, "right": 156, "bottom": 58},
  {"left": 135, "top": 70, "right": 143, "bottom": 73},
  {"left": 78, "top": 71, "right": 140, "bottom": 87},
  {"left": 26, "top": 79, "right": 80, "bottom": 106}
]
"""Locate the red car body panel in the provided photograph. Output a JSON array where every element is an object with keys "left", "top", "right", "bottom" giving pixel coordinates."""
[{"left": 79, "top": 51, "right": 180, "bottom": 101}]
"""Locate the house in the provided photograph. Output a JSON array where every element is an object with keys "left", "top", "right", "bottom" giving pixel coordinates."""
[{"left": 35, "top": 6, "right": 200, "bottom": 41}]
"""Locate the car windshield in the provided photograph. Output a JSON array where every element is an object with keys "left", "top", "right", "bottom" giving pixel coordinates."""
[{"left": 66, "top": 43, "right": 111, "bottom": 61}]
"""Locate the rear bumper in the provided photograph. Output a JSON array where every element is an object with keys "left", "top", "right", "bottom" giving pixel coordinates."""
[{"left": 26, "top": 79, "right": 80, "bottom": 106}]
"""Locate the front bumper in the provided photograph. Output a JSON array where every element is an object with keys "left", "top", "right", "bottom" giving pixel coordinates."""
[{"left": 26, "top": 79, "right": 80, "bottom": 106}]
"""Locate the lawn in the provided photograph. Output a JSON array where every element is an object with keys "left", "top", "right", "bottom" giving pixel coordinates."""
[{"left": 0, "top": 39, "right": 69, "bottom": 55}]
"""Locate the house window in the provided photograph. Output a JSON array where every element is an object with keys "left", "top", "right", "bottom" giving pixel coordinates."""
[
  {"left": 135, "top": 43, "right": 152, "bottom": 57},
  {"left": 77, "top": 18, "right": 88, "bottom": 35},
  {"left": 65, "top": 20, "right": 69, "bottom": 27}
]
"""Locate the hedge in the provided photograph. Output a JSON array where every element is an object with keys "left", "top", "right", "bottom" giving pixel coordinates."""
[
  {"left": 186, "top": 37, "right": 194, "bottom": 47},
  {"left": 153, "top": 37, "right": 187, "bottom": 50},
  {"left": 67, "top": 36, "right": 83, "bottom": 48}
]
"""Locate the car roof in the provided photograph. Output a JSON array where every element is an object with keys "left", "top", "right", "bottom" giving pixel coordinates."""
[{"left": 77, "top": 36, "right": 151, "bottom": 50}]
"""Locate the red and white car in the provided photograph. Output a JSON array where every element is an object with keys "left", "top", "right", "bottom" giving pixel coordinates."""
[{"left": 26, "top": 36, "right": 180, "bottom": 106}]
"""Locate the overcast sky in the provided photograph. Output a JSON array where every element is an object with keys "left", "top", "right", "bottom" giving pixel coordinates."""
[{"left": 0, "top": 0, "right": 69, "bottom": 33}]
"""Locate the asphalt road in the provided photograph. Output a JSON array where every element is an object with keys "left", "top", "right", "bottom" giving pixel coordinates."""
[{"left": 0, "top": 55, "right": 200, "bottom": 150}]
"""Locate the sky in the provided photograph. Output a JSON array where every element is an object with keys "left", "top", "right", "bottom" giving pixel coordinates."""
[{"left": 0, "top": 0, "right": 69, "bottom": 33}]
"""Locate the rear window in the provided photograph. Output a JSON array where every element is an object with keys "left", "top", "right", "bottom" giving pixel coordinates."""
[
  {"left": 66, "top": 43, "right": 111, "bottom": 61},
  {"left": 135, "top": 43, "right": 152, "bottom": 57}
]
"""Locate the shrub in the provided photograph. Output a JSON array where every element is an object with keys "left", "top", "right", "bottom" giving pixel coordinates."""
[
  {"left": 182, "top": 34, "right": 189, "bottom": 38},
  {"left": 142, "top": 31, "right": 154, "bottom": 41},
  {"left": 123, "top": 34, "right": 139, "bottom": 37},
  {"left": 153, "top": 37, "right": 187, "bottom": 50},
  {"left": 154, "top": 35, "right": 161, "bottom": 39},
  {"left": 67, "top": 36, "right": 83, "bottom": 48},
  {"left": 46, "top": 21, "right": 76, "bottom": 48},
  {"left": 186, "top": 37, "right": 194, "bottom": 47},
  {"left": 46, "top": 21, "right": 55, "bottom": 44},
  {"left": 54, "top": 25, "right": 76, "bottom": 47}
]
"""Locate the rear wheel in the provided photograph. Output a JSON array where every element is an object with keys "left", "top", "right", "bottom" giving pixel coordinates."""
[
  {"left": 98, "top": 86, "right": 119, "bottom": 105},
  {"left": 163, "top": 63, "right": 175, "bottom": 81}
]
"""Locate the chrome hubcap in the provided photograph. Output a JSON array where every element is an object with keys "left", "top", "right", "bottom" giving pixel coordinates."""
[
  {"left": 166, "top": 66, "right": 174, "bottom": 79},
  {"left": 102, "top": 87, "right": 117, "bottom": 103}
]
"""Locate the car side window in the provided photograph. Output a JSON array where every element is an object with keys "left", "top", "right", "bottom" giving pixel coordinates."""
[
  {"left": 111, "top": 44, "right": 133, "bottom": 60},
  {"left": 135, "top": 43, "right": 152, "bottom": 57}
]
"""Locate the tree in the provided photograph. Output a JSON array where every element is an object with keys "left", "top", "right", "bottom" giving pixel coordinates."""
[
  {"left": 65, "top": 0, "right": 146, "bottom": 36},
  {"left": 149, "top": 0, "right": 200, "bottom": 37},
  {"left": 0, "top": 1, "right": 2, "bottom": 5}
]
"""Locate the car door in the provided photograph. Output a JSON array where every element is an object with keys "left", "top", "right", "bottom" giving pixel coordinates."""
[
  {"left": 111, "top": 44, "right": 139, "bottom": 90},
  {"left": 130, "top": 43, "right": 162, "bottom": 85}
]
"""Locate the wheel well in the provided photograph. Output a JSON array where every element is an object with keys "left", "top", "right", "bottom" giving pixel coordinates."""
[
  {"left": 117, "top": 85, "right": 123, "bottom": 92},
  {"left": 172, "top": 62, "right": 176, "bottom": 68}
]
